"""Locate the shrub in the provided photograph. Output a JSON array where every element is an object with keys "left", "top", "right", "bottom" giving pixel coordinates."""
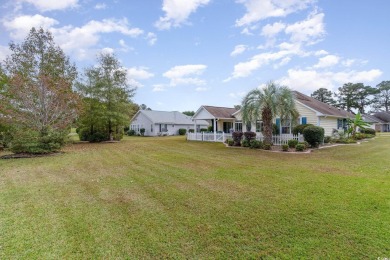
[
  {"left": 324, "top": 136, "right": 332, "bottom": 143},
  {"left": 207, "top": 125, "right": 214, "bottom": 132},
  {"left": 178, "top": 128, "right": 187, "bottom": 135},
  {"left": 364, "top": 134, "right": 375, "bottom": 139},
  {"left": 263, "top": 143, "right": 272, "bottom": 150},
  {"left": 241, "top": 139, "right": 250, "bottom": 147},
  {"left": 0, "top": 124, "right": 13, "bottom": 148},
  {"left": 282, "top": 144, "right": 289, "bottom": 151},
  {"left": 79, "top": 128, "right": 109, "bottom": 142},
  {"left": 10, "top": 129, "right": 67, "bottom": 154},
  {"left": 303, "top": 125, "right": 324, "bottom": 148},
  {"left": 353, "top": 133, "right": 365, "bottom": 140},
  {"left": 334, "top": 138, "right": 357, "bottom": 144},
  {"left": 360, "top": 128, "right": 376, "bottom": 135},
  {"left": 298, "top": 141, "right": 309, "bottom": 149},
  {"left": 243, "top": 131, "right": 256, "bottom": 141},
  {"left": 295, "top": 144, "right": 305, "bottom": 152},
  {"left": 249, "top": 140, "right": 263, "bottom": 149},
  {"left": 292, "top": 124, "right": 314, "bottom": 135},
  {"left": 140, "top": 128, "right": 145, "bottom": 136},
  {"left": 272, "top": 123, "right": 278, "bottom": 135},
  {"left": 127, "top": 129, "right": 136, "bottom": 136},
  {"left": 200, "top": 128, "right": 208, "bottom": 132},
  {"left": 226, "top": 138, "right": 234, "bottom": 146},
  {"left": 287, "top": 139, "right": 298, "bottom": 148},
  {"left": 188, "top": 129, "right": 194, "bottom": 133},
  {"left": 232, "top": 131, "right": 243, "bottom": 146}
]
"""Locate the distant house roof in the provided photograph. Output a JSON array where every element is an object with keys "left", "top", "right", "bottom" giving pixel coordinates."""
[
  {"left": 362, "top": 114, "right": 387, "bottom": 124},
  {"left": 202, "top": 106, "right": 238, "bottom": 119},
  {"left": 373, "top": 111, "right": 390, "bottom": 123},
  {"left": 294, "top": 91, "right": 354, "bottom": 118},
  {"left": 132, "top": 110, "right": 207, "bottom": 125}
]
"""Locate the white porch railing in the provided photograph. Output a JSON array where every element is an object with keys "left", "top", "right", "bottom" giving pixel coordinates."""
[{"left": 187, "top": 132, "right": 303, "bottom": 145}]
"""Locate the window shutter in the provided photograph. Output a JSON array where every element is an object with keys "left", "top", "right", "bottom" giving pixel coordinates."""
[
  {"left": 302, "top": 117, "right": 307, "bottom": 125},
  {"left": 276, "top": 118, "right": 280, "bottom": 134}
]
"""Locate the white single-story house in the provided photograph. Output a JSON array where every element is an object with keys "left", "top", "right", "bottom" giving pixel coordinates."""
[
  {"left": 192, "top": 91, "right": 354, "bottom": 139},
  {"left": 130, "top": 110, "right": 208, "bottom": 136},
  {"left": 371, "top": 112, "right": 390, "bottom": 132}
]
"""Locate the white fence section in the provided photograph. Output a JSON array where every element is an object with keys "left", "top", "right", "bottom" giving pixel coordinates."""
[{"left": 187, "top": 132, "right": 303, "bottom": 145}]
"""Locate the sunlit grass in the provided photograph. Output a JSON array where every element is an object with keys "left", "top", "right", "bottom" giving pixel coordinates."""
[{"left": 0, "top": 135, "right": 389, "bottom": 258}]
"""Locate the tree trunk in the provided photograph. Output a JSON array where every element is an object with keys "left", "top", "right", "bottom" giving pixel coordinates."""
[{"left": 262, "top": 107, "right": 273, "bottom": 145}]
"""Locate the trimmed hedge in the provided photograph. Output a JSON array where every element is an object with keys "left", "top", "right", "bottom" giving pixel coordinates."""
[
  {"left": 295, "top": 144, "right": 305, "bottom": 151},
  {"left": 292, "top": 124, "right": 314, "bottom": 135},
  {"left": 250, "top": 140, "right": 263, "bottom": 149},
  {"left": 360, "top": 128, "right": 376, "bottom": 135},
  {"left": 241, "top": 139, "right": 250, "bottom": 147},
  {"left": 287, "top": 139, "right": 298, "bottom": 148},
  {"left": 282, "top": 144, "right": 289, "bottom": 151},
  {"left": 243, "top": 131, "right": 256, "bottom": 141},
  {"left": 232, "top": 131, "right": 243, "bottom": 146},
  {"left": 178, "top": 128, "right": 186, "bottom": 135},
  {"left": 303, "top": 125, "right": 324, "bottom": 148},
  {"left": 127, "top": 129, "right": 136, "bottom": 136}
]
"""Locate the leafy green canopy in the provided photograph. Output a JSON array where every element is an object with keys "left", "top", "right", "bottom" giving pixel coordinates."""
[
  {"left": 76, "top": 53, "right": 136, "bottom": 141},
  {"left": 241, "top": 82, "right": 298, "bottom": 145}
]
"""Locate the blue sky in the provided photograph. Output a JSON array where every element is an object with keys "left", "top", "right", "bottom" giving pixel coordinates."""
[{"left": 1, "top": 0, "right": 389, "bottom": 112}]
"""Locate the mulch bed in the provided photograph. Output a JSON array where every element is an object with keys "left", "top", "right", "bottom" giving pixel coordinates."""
[{"left": 0, "top": 152, "right": 64, "bottom": 159}]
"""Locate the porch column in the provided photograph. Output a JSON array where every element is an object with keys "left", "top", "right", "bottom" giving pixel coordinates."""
[{"left": 214, "top": 118, "right": 217, "bottom": 142}]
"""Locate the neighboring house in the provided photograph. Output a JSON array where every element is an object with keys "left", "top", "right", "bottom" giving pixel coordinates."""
[
  {"left": 192, "top": 91, "right": 354, "bottom": 137},
  {"left": 130, "top": 110, "right": 208, "bottom": 136},
  {"left": 372, "top": 112, "right": 390, "bottom": 132}
]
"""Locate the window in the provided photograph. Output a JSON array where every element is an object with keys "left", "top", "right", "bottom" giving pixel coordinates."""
[
  {"left": 281, "top": 119, "right": 291, "bottom": 134},
  {"left": 256, "top": 121, "right": 263, "bottom": 132},
  {"left": 151, "top": 124, "right": 153, "bottom": 132},
  {"left": 159, "top": 124, "right": 168, "bottom": 132},
  {"left": 223, "top": 122, "right": 233, "bottom": 133},
  {"left": 337, "top": 119, "right": 348, "bottom": 130},
  {"left": 235, "top": 121, "right": 242, "bottom": 132}
]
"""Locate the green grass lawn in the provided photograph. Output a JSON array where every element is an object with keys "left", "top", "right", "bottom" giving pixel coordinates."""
[{"left": 1, "top": 135, "right": 389, "bottom": 258}]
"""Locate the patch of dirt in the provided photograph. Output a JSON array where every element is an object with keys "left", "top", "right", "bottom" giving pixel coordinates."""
[{"left": 0, "top": 152, "right": 64, "bottom": 159}]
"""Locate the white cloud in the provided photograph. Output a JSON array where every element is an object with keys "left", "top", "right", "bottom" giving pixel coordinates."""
[
  {"left": 278, "top": 68, "right": 383, "bottom": 93},
  {"left": 152, "top": 84, "right": 167, "bottom": 92},
  {"left": 100, "top": 47, "right": 114, "bottom": 54},
  {"left": 313, "top": 55, "right": 340, "bottom": 68},
  {"left": 230, "top": 45, "right": 247, "bottom": 56},
  {"left": 0, "top": 45, "right": 11, "bottom": 62},
  {"left": 94, "top": 3, "right": 106, "bottom": 10},
  {"left": 3, "top": 15, "right": 144, "bottom": 60},
  {"left": 163, "top": 64, "right": 207, "bottom": 86},
  {"left": 235, "top": 0, "right": 314, "bottom": 27},
  {"left": 128, "top": 78, "right": 143, "bottom": 88},
  {"left": 20, "top": 0, "right": 78, "bottom": 11},
  {"left": 229, "top": 91, "right": 247, "bottom": 99},
  {"left": 342, "top": 59, "right": 356, "bottom": 67},
  {"left": 195, "top": 87, "right": 207, "bottom": 91},
  {"left": 261, "top": 22, "right": 285, "bottom": 37},
  {"left": 155, "top": 0, "right": 210, "bottom": 30},
  {"left": 127, "top": 67, "right": 154, "bottom": 80},
  {"left": 146, "top": 32, "right": 157, "bottom": 46},
  {"left": 225, "top": 48, "right": 300, "bottom": 81},
  {"left": 315, "top": 50, "right": 329, "bottom": 56},
  {"left": 2, "top": 14, "right": 59, "bottom": 40},
  {"left": 118, "top": 39, "right": 133, "bottom": 52},
  {"left": 285, "top": 11, "right": 325, "bottom": 44}
]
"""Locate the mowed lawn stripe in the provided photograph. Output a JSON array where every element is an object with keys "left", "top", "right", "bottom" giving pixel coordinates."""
[{"left": 0, "top": 135, "right": 389, "bottom": 258}]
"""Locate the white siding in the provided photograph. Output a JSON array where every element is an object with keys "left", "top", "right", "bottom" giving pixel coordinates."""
[
  {"left": 130, "top": 113, "right": 153, "bottom": 135},
  {"left": 295, "top": 102, "right": 318, "bottom": 125},
  {"left": 319, "top": 117, "right": 338, "bottom": 136},
  {"left": 194, "top": 107, "right": 214, "bottom": 120}
]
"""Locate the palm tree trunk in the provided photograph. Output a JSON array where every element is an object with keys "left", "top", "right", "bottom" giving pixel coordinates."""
[{"left": 262, "top": 107, "right": 273, "bottom": 145}]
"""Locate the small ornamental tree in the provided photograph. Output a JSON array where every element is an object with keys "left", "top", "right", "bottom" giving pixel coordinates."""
[
  {"left": 303, "top": 125, "right": 324, "bottom": 148},
  {"left": 232, "top": 131, "right": 243, "bottom": 146},
  {"left": 1, "top": 28, "right": 81, "bottom": 153}
]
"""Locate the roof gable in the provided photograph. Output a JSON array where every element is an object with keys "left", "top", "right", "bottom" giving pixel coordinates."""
[
  {"left": 294, "top": 91, "right": 354, "bottom": 118},
  {"left": 203, "top": 106, "right": 238, "bottom": 119},
  {"left": 373, "top": 112, "right": 390, "bottom": 123}
]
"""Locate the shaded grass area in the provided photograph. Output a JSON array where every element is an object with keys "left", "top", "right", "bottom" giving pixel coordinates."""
[{"left": 0, "top": 135, "right": 389, "bottom": 258}]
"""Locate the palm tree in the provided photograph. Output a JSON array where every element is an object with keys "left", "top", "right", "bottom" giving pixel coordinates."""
[{"left": 241, "top": 82, "right": 298, "bottom": 145}]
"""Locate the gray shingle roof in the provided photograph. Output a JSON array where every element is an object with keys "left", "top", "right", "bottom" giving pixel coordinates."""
[
  {"left": 203, "top": 106, "right": 238, "bottom": 119},
  {"left": 139, "top": 110, "right": 207, "bottom": 125},
  {"left": 294, "top": 91, "right": 354, "bottom": 118},
  {"left": 362, "top": 114, "right": 386, "bottom": 123},
  {"left": 373, "top": 112, "right": 390, "bottom": 123}
]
